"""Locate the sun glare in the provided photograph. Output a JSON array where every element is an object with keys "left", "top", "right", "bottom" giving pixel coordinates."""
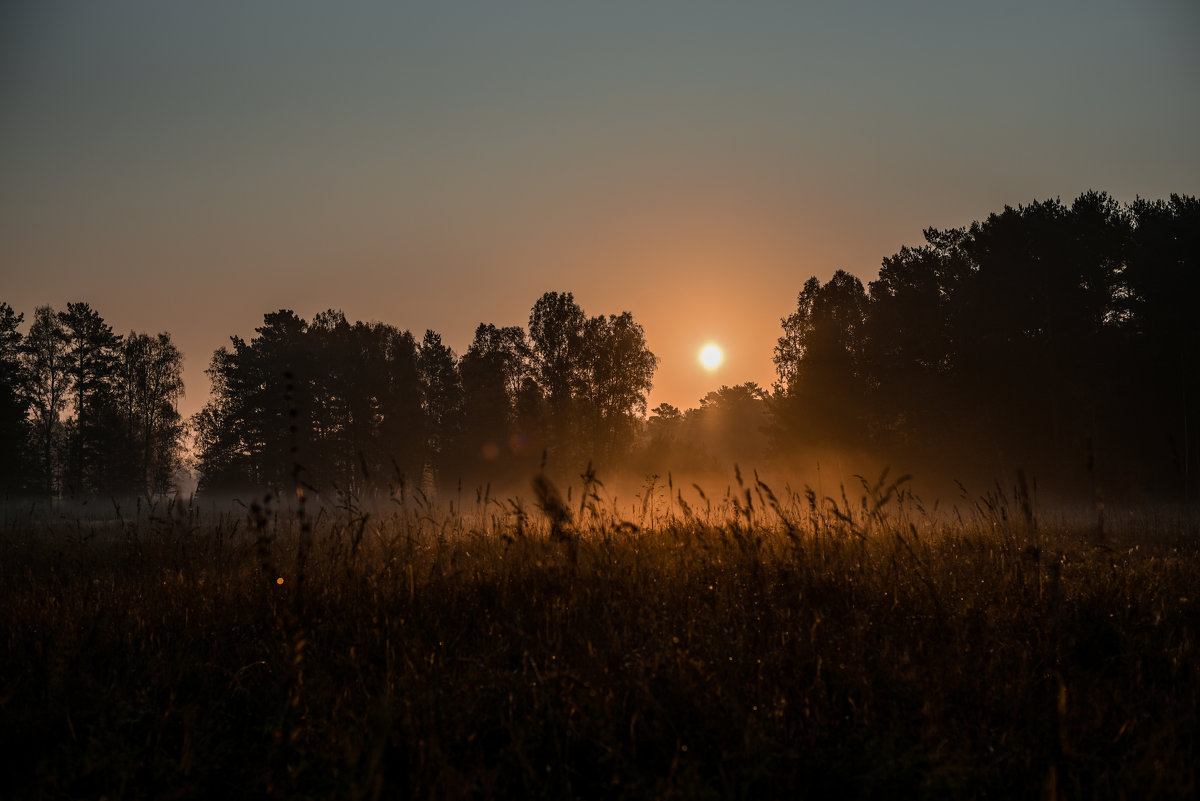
[{"left": 699, "top": 343, "right": 723, "bottom": 370}]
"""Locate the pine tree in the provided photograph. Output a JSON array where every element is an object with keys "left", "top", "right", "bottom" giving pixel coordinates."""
[{"left": 58, "top": 302, "right": 122, "bottom": 494}]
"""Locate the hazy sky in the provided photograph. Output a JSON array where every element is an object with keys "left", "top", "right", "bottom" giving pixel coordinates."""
[{"left": 3, "top": 1, "right": 1198, "bottom": 422}]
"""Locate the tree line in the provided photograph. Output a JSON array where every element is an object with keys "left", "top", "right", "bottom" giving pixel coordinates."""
[
  {"left": 763, "top": 191, "right": 1199, "bottom": 499},
  {"left": 0, "top": 303, "right": 185, "bottom": 499},
  {"left": 191, "top": 292, "right": 657, "bottom": 498},
  {"left": 1, "top": 191, "right": 1195, "bottom": 503}
]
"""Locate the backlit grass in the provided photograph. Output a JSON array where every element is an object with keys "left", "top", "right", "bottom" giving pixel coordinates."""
[{"left": 2, "top": 474, "right": 1197, "bottom": 799}]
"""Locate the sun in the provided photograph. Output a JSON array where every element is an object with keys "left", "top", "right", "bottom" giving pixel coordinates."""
[{"left": 699, "top": 343, "right": 723, "bottom": 370}]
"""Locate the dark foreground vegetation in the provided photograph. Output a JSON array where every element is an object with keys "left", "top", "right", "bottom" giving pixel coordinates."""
[{"left": 3, "top": 474, "right": 1197, "bottom": 799}]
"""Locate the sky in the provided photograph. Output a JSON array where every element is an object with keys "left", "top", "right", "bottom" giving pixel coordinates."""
[{"left": 2, "top": 1, "right": 1198, "bottom": 424}]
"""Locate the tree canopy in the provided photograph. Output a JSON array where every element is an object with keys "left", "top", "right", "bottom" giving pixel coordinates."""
[
  {"left": 1, "top": 303, "right": 183, "bottom": 500},
  {"left": 772, "top": 192, "right": 1199, "bottom": 499},
  {"left": 191, "top": 293, "right": 658, "bottom": 497}
]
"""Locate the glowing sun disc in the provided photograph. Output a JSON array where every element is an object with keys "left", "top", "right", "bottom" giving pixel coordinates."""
[{"left": 699, "top": 344, "right": 723, "bottom": 370}]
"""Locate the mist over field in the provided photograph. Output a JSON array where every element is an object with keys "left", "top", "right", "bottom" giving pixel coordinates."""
[{"left": 4, "top": 0, "right": 1199, "bottom": 794}]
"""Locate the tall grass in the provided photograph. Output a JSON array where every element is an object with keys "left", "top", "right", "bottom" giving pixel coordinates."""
[{"left": 1, "top": 472, "right": 1197, "bottom": 799}]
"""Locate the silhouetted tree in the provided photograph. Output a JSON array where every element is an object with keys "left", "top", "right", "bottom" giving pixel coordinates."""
[
  {"left": 457, "top": 324, "right": 534, "bottom": 483},
  {"left": 637, "top": 402, "right": 693, "bottom": 475},
  {"left": 251, "top": 310, "right": 312, "bottom": 489},
  {"left": 306, "top": 310, "right": 360, "bottom": 492},
  {"left": 374, "top": 324, "right": 427, "bottom": 491},
  {"left": 577, "top": 311, "right": 658, "bottom": 462},
  {"left": 773, "top": 270, "right": 870, "bottom": 451},
  {"left": 194, "top": 310, "right": 311, "bottom": 492},
  {"left": 646, "top": 402, "right": 682, "bottom": 445},
  {"left": 863, "top": 227, "right": 971, "bottom": 454},
  {"left": 692, "top": 383, "right": 772, "bottom": 470},
  {"left": 529, "top": 291, "right": 587, "bottom": 455},
  {"left": 118, "top": 332, "right": 185, "bottom": 496},
  {"left": 513, "top": 375, "right": 546, "bottom": 460},
  {"left": 305, "top": 312, "right": 425, "bottom": 495},
  {"left": 58, "top": 302, "right": 123, "bottom": 494},
  {"left": 194, "top": 309, "right": 431, "bottom": 497},
  {"left": 1125, "top": 194, "right": 1200, "bottom": 498},
  {"left": 527, "top": 292, "right": 658, "bottom": 467},
  {"left": 417, "top": 330, "right": 463, "bottom": 484},
  {"left": 947, "top": 195, "right": 1133, "bottom": 480},
  {"left": 21, "top": 306, "right": 69, "bottom": 497},
  {"left": 192, "top": 347, "right": 249, "bottom": 492},
  {"left": 771, "top": 191, "right": 1195, "bottom": 499},
  {"left": 0, "top": 303, "right": 30, "bottom": 496}
]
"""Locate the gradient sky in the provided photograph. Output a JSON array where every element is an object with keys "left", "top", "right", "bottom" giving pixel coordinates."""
[{"left": 2, "top": 1, "right": 1198, "bottom": 424}]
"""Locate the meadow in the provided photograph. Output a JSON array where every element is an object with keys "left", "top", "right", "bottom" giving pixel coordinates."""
[{"left": 2, "top": 470, "right": 1197, "bottom": 799}]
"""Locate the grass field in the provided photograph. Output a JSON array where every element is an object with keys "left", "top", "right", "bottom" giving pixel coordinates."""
[{"left": 2, "top": 471, "right": 1197, "bottom": 799}]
